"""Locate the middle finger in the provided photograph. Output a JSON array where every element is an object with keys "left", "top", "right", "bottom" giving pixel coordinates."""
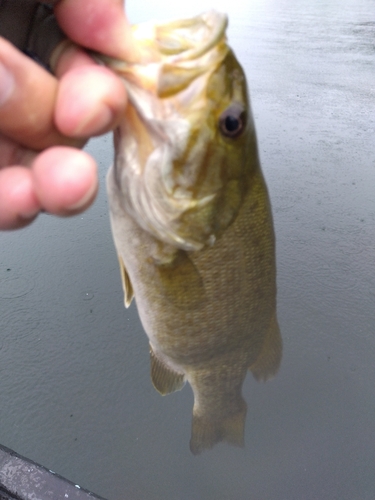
[{"left": 0, "top": 37, "right": 79, "bottom": 150}]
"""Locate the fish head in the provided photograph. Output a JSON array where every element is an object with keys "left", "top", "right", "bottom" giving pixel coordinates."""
[{"left": 105, "top": 11, "right": 257, "bottom": 251}]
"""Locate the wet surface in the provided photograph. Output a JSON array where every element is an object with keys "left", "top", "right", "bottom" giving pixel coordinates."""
[
  {"left": 0, "top": 444, "right": 105, "bottom": 500},
  {"left": 0, "top": 0, "right": 374, "bottom": 498}
]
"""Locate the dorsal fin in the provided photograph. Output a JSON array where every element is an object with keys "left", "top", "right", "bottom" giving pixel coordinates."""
[
  {"left": 150, "top": 344, "right": 185, "bottom": 395},
  {"left": 118, "top": 254, "right": 134, "bottom": 308}
]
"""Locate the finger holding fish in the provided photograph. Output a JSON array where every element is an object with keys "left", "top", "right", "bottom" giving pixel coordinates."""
[{"left": 0, "top": 0, "right": 132, "bottom": 229}]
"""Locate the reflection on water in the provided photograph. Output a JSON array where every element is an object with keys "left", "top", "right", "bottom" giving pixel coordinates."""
[
  {"left": 0, "top": 273, "right": 35, "bottom": 299},
  {"left": 0, "top": 0, "right": 374, "bottom": 498}
]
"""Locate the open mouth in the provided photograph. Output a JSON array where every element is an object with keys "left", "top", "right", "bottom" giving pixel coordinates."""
[
  {"left": 100, "top": 11, "right": 229, "bottom": 98},
  {"left": 148, "top": 10, "right": 228, "bottom": 62}
]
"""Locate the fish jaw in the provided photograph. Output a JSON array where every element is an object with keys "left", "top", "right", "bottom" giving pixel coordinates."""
[{"left": 101, "top": 11, "right": 229, "bottom": 93}]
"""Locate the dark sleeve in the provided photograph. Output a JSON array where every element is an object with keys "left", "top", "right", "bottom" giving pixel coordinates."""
[{"left": 0, "top": 1, "right": 66, "bottom": 71}]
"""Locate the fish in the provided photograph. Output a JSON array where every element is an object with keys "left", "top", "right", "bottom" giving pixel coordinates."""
[{"left": 102, "top": 10, "right": 282, "bottom": 454}]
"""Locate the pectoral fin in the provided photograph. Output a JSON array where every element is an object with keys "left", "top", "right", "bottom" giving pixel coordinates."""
[
  {"left": 156, "top": 250, "right": 206, "bottom": 310},
  {"left": 150, "top": 345, "right": 185, "bottom": 395},
  {"left": 249, "top": 313, "right": 282, "bottom": 381},
  {"left": 118, "top": 254, "right": 134, "bottom": 308}
]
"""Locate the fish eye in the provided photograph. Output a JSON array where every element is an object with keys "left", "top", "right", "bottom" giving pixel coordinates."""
[{"left": 219, "top": 104, "right": 246, "bottom": 138}]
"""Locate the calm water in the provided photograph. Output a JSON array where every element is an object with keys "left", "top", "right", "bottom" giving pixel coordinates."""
[{"left": 0, "top": 0, "right": 374, "bottom": 498}]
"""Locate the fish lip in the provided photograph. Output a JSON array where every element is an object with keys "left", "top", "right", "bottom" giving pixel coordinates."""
[
  {"left": 96, "top": 10, "right": 231, "bottom": 136},
  {"left": 154, "top": 10, "right": 229, "bottom": 64},
  {"left": 97, "top": 11, "right": 229, "bottom": 97},
  {"left": 100, "top": 10, "right": 228, "bottom": 65}
]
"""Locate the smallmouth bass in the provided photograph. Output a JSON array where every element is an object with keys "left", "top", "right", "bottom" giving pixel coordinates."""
[{"left": 103, "top": 10, "right": 282, "bottom": 454}]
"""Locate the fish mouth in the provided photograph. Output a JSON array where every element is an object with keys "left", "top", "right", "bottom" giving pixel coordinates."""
[
  {"left": 148, "top": 10, "right": 228, "bottom": 63},
  {"left": 102, "top": 11, "right": 229, "bottom": 97}
]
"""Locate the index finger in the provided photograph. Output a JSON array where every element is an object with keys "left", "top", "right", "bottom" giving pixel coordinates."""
[
  {"left": 0, "top": 38, "right": 81, "bottom": 151},
  {"left": 54, "top": 0, "right": 140, "bottom": 61}
]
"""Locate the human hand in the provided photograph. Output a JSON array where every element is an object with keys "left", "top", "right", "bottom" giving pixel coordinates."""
[{"left": 0, "top": 0, "right": 136, "bottom": 230}]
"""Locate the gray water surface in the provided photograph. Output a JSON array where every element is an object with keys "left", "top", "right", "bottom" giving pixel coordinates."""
[{"left": 0, "top": 0, "right": 374, "bottom": 498}]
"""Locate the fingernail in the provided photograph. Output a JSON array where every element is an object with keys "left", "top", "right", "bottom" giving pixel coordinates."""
[
  {"left": 73, "top": 105, "right": 114, "bottom": 137},
  {"left": 19, "top": 208, "right": 40, "bottom": 220},
  {"left": 66, "top": 175, "right": 98, "bottom": 211},
  {"left": 0, "top": 61, "right": 14, "bottom": 107}
]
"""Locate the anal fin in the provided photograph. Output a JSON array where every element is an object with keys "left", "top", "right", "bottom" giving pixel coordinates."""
[
  {"left": 118, "top": 254, "right": 134, "bottom": 308},
  {"left": 150, "top": 345, "right": 185, "bottom": 395}
]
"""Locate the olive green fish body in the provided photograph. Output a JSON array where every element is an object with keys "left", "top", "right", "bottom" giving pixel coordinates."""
[{"left": 105, "top": 11, "right": 282, "bottom": 454}]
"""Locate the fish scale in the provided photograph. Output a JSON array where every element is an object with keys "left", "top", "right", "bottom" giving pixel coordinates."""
[{"left": 104, "top": 10, "right": 282, "bottom": 454}]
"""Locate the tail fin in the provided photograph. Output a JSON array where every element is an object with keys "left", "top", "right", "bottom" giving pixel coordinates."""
[{"left": 189, "top": 402, "right": 247, "bottom": 455}]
